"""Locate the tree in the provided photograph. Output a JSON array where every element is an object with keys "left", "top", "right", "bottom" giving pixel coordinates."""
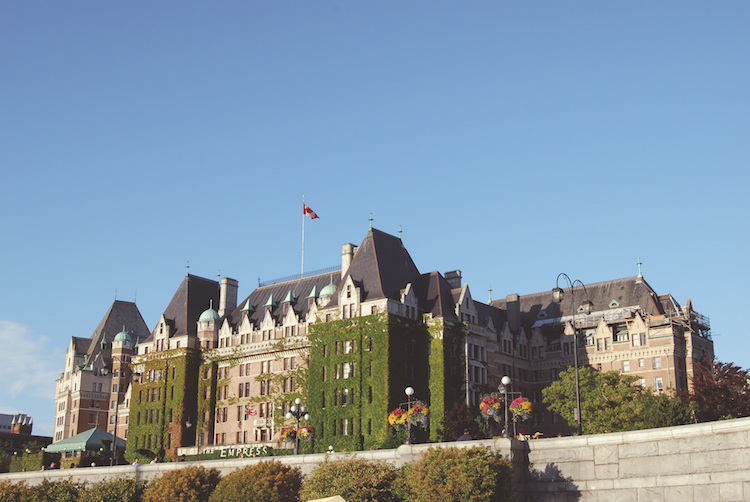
[
  {"left": 437, "top": 403, "right": 483, "bottom": 441},
  {"left": 687, "top": 357, "right": 750, "bottom": 422},
  {"left": 543, "top": 367, "right": 648, "bottom": 434},
  {"left": 301, "top": 456, "right": 398, "bottom": 502},
  {"left": 639, "top": 391, "right": 692, "bottom": 429},
  {"left": 210, "top": 461, "right": 302, "bottom": 502}
]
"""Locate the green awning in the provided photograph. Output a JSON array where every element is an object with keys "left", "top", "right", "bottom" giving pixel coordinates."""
[{"left": 44, "top": 427, "right": 126, "bottom": 453}]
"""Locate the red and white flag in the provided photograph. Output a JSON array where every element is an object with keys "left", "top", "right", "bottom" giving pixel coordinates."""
[{"left": 303, "top": 204, "right": 319, "bottom": 219}]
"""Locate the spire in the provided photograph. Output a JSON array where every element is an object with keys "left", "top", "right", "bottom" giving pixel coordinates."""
[
  {"left": 637, "top": 257, "right": 643, "bottom": 279},
  {"left": 488, "top": 284, "right": 492, "bottom": 303},
  {"left": 369, "top": 213, "right": 373, "bottom": 230},
  {"left": 186, "top": 261, "right": 190, "bottom": 279}
]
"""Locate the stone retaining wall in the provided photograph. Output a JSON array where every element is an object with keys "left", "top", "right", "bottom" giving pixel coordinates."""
[{"left": 3, "top": 418, "right": 749, "bottom": 501}]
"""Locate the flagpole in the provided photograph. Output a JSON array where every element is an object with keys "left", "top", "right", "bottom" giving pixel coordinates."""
[{"left": 301, "top": 195, "right": 305, "bottom": 279}]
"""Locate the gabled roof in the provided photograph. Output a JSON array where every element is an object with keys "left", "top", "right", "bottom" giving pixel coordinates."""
[
  {"left": 47, "top": 427, "right": 125, "bottom": 452},
  {"left": 413, "top": 271, "right": 460, "bottom": 321},
  {"left": 145, "top": 274, "right": 220, "bottom": 342},
  {"left": 490, "top": 276, "right": 666, "bottom": 328},
  {"left": 328, "top": 228, "right": 421, "bottom": 308},
  {"left": 227, "top": 271, "right": 342, "bottom": 328}
]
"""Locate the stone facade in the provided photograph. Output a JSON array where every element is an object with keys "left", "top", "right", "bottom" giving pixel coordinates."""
[{"left": 7, "top": 418, "right": 750, "bottom": 501}]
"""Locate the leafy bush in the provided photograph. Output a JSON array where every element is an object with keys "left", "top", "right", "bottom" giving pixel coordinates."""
[
  {"left": 24, "top": 478, "right": 83, "bottom": 502},
  {"left": 78, "top": 476, "right": 145, "bottom": 502},
  {"left": 142, "top": 465, "right": 221, "bottom": 502},
  {"left": 209, "top": 460, "right": 302, "bottom": 502},
  {"left": 0, "top": 480, "right": 27, "bottom": 502},
  {"left": 301, "top": 455, "right": 399, "bottom": 502},
  {"left": 396, "top": 446, "right": 513, "bottom": 502}
]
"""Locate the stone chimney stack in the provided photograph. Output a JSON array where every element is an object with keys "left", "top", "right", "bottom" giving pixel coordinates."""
[
  {"left": 445, "top": 270, "right": 462, "bottom": 289},
  {"left": 219, "top": 277, "right": 239, "bottom": 317},
  {"left": 506, "top": 294, "right": 521, "bottom": 334},
  {"left": 342, "top": 244, "right": 357, "bottom": 272}
]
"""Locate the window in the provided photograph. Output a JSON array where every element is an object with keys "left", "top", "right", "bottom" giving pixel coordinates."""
[
  {"left": 342, "top": 418, "right": 349, "bottom": 436},
  {"left": 343, "top": 363, "right": 351, "bottom": 379},
  {"left": 322, "top": 344, "right": 328, "bottom": 357},
  {"left": 563, "top": 343, "right": 570, "bottom": 356},
  {"left": 654, "top": 377, "right": 664, "bottom": 391},
  {"left": 622, "top": 360, "right": 631, "bottom": 372},
  {"left": 596, "top": 339, "right": 603, "bottom": 351},
  {"left": 604, "top": 338, "right": 611, "bottom": 350},
  {"left": 342, "top": 388, "right": 349, "bottom": 406},
  {"left": 639, "top": 358, "right": 645, "bottom": 368},
  {"left": 653, "top": 357, "right": 662, "bottom": 369}
]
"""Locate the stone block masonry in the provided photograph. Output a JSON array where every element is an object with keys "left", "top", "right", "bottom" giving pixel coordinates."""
[{"left": 3, "top": 418, "right": 750, "bottom": 501}]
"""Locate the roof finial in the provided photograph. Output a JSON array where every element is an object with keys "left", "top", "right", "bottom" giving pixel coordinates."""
[
  {"left": 186, "top": 261, "right": 190, "bottom": 279},
  {"left": 369, "top": 213, "right": 373, "bottom": 230},
  {"left": 114, "top": 288, "right": 117, "bottom": 301},
  {"left": 637, "top": 257, "right": 643, "bottom": 279},
  {"left": 134, "top": 291, "right": 137, "bottom": 303},
  {"left": 399, "top": 225, "right": 402, "bottom": 240},
  {"left": 217, "top": 270, "right": 221, "bottom": 282},
  {"left": 488, "top": 284, "right": 492, "bottom": 303}
]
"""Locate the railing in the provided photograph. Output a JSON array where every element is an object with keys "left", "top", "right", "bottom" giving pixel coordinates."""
[{"left": 258, "top": 265, "right": 339, "bottom": 287}]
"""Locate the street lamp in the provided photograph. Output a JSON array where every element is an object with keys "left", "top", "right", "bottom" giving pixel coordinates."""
[
  {"left": 285, "top": 398, "right": 310, "bottom": 455},
  {"left": 500, "top": 376, "right": 511, "bottom": 437},
  {"left": 552, "top": 273, "right": 593, "bottom": 436},
  {"left": 404, "top": 387, "right": 415, "bottom": 445}
]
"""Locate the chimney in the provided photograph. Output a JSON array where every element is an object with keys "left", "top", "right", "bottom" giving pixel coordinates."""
[
  {"left": 506, "top": 294, "right": 521, "bottom": 334},
  {"left": 342, "top": 244, "right": 357, "bottom": 272},
  {"left": 445, "top": 270, "right": 462, "bottom": 289},
  {"left": 219, "top": 277, "right": 239, "bottom": 317}
]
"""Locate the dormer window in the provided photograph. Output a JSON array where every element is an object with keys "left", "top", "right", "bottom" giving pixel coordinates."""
[{"left": 347, "top": 285, "right": 352, "bottom": 299}]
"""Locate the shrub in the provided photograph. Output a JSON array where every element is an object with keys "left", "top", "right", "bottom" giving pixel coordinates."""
[
  {"left": 301, "top": 455, "right": 399, "bottom": 502},
  {"left": 78, "top": 476, "right": 145, "bottom": 502},
  {"left": 396, "top": 446, "right": 513, "bottom": 502},
  {"left": 209, "top": 460, "right": 302, "bottom": 502},
  {"left": 24, "top": 478, "right": 83, "bottom": 502},
  {"left": 142, "top": 465, "right": 221, "bottom": 502},
  {"left": 0, "top": 480, "right": 27, "bottom": 502}
]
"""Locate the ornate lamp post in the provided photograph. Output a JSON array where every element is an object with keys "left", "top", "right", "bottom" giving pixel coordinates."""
[
  {"left": 285, "top": 398, "right": 310, "bottom": 455},
  {"left": 404, "top": 387, "right": 415, "bottom": 444},
  {"left": 552, "top": 273, "right": 593, "bottom": 436},
  {"left": 500, "top": 376, "right": 511, "bottom": 437}
]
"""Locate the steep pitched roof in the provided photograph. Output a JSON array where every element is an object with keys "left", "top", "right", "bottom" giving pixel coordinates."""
[
  {"left": 328, "top": 228, "right": 421, "bottom": 308},
  {"left": 228, "top": 272, "right": 342, "bottom": 327},
  {"left": 413, "top": 271, "right": 459, "bottom": 321},
  {"left": 147, "top": 274, "right": 220, "bottom": 341},
  {"left": 87, "top": 300, "right": 150, "bottom": 358},
  {"left": 490, "top": 276, "right": 666, "bottom": 327}
]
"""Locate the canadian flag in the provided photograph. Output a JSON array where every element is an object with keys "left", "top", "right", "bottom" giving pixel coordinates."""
[{"left": 303, "top": 204, "right": 319, "bottom": 219}]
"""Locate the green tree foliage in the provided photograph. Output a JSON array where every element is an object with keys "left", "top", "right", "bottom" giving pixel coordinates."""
[
  {"left": 639, "top": 392, "right": 692, "bottom": 429},
  {"left": 395, "top": 446, "right": 513, "bottom": 502},
  {"left": 0, "top": 480, "right": 27, "bottom": 502},
  {"left": 78, "top": 476, "right": 145, "bottom": 502},
  {"left": 24, "top": 478, "right": 82, "bottom": 502},
  {"left": 142, "top": 465, "right": 221, "bottom": 502},
  {"left": 209, "top": 460, "right": 302, "bottom": 502},
  {"left": 543, "top": 367, "right": 648, "bottom": 434},
  {"left": 300, "top": 455, "right": 399, "bottom": 502},
  {"left": 543, "top": 367, "right": 695, "bottom": 434},
  {"left": 688, "top": 357, "right": 750, "bottom": 422},
  {"left": 437, "top": 403, "right": 483, "bottom": 441}
]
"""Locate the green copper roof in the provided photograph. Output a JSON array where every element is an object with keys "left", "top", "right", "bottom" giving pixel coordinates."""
[
  {"left": 282, "top": 290, "right": 296, "bottom": 304},
  {"left": 264, "top": 294, "right": 278, "bottom": 307},
  {"left": 199, "top": 300, "right": 221, "bottom": 323},
  {"left": 114, "top": 328, "right": 132, "bottom": 343},
  {"left": 320, "top": 274, "right": 337, "bottom": 297},
  {"left": 307, "top": 285, "right": 319, "bottom": 299},
  {"left": 241, "top": 299, "right": 254, "bottom": 312}
]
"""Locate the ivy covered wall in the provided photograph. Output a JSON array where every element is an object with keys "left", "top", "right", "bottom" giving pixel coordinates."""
[
  {"left": 125, "top": 347, "right": 201, "bottom": 461},
  {"left": 308, "top": 313, "right": 430, "bottom": 452}
]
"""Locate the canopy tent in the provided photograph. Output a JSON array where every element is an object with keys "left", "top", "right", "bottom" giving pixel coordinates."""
[{"left": 43, "top": 427, "right": 126, "bottom": 454}]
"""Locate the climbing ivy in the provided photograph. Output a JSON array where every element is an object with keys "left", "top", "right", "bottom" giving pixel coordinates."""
[
  {"left": 125, "top": 347, "right": 201, "bottom": 462},
  {"left": 307, "top": 313, "right": 430, "bottom": 452}
]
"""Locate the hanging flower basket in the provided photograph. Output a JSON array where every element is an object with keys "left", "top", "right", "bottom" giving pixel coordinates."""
[
  {"left": 389, "top": 403, "right": 429, "bottom": 431},
  {"left": 408, "top": 404, "right": 429, "bottom": 430},
  {"left": 480, "top": 394, "right": 504, "bottom": 422},
  {"left": 280, "top": 427, "right": 296, "bottom": 442},
  {"left": 510, "top": 397, "right": 532, "bottom": 422},
  {"left": 298, "top": 425, "right": 314, "bottom": 442},
  {"left": 388, "top": 407, "right": 408, "bottom": 430}
]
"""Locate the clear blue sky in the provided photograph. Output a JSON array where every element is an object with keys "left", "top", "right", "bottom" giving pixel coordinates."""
[{"left": 1, "top": 1, "right": 748, "bottom": 437}]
